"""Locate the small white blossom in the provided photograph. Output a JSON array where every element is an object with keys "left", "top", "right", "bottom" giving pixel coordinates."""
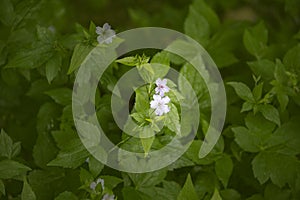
[
  {"left": 102, "top": 194, "right": 115, "bottom": 200},
  {"left": 89, "top": 178, "right": 105, "bottom": 190},
  {"left": 96, "top": 178, "right": 105, "bottom": 190},
  {"left": 89, "top": 182, "right": 97, "bottom": 190},
  {"left": 155, "top": 78, "right": 170, "bottom": 96},
  {"left": 150, "top": 95, "right": 170, "bottom": 116},
  {"left": 96, "top": 23, "right": 116, "bottom": 44}
]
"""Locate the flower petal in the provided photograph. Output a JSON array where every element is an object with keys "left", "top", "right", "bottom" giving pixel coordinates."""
[
  {"left": 153, "top": 94, "right": 161, "bottom": 101},
  {"left": 150, "top": 100, "right": 158, "bottom": 109},
  {"left": 96, "top": 26, "right": 103, "bottom": 35},
  {"left": 155, "top": 78, "right": 162, "bottom": 86},
  {"left": 162, "top": 105, "right": 170, "bottom": 114},
  {"left": 103, "top": 23, "right": 111, "bottom": 30},
  {"left": 162, "top": 96, "right": 170, "bottom": 104}
]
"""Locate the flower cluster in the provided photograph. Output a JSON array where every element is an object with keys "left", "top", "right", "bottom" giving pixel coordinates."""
[
  {"left": 150, "top": 78, "right": 171, "bottom": 116},
  {"left": 95, "top": 23, "right": 116, "bottom": 44},
  {"left": 90, "top": 178, "right": 115, "bottom": 200}
]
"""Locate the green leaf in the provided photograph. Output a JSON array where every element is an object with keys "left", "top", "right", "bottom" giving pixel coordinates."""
[
  {"left": 227, "top": 82, "right": 255, "bottom": 102},
  {"left": 178, "top": 60, "right": 210, "bottom": 110},
  {"left": 131, "top": 112, "right": 146, "bottom": 123},
  {"left": 207, "top": 22, "right": 246, "bottom": 68},
  {"left": 151, "top": 51, "right": 170, "bottom": 66},
  {"left": 232, "top": 127, "right": 260, "bottom": 153},
  {"left": 241, "top": 101, "right": 254, "bottom": 112},
  {"left": 11, "top": 142, "right": 21, "bottom": 158},
  {"left": 264, "top": 184, "right": 291, "bottom": 200},
  {"left": 0, "top": 129, "right": 13, "bottom": 159},
  {"left": 274, "top": 59, "right": 289, "bottom": 84},
  {"left": 168, "top": 155, "right": 195, "bottom": 170},
  {"left": 252, "top": 151, "right": 300, "bottom": 187},
  {"left": 177, "top": 174, "right": 198, "bottom": 200},
  {"left": 128, "top": 169, "right": 167, "bottom": 188},
  {"left": 47, "top": 139, "right": 90, "bottom": 169},
  {"left": 116, "top": 56, "right": 139, "bottom": 66},
  {"left": 138, "top": 63, "right": 155, "bottom": 83},
  {"left": 283, "top": 44, "right": 300, "bottom": 74},
  {"left": 232, "top": 113, "right": 276, "bottom": 153},
  {"left": 150, "top": 63, "right": 170, "bottom": 81},
  {"left": 271, "top": 120, "right": 300, "bottom": 155},
  {"left": 22, "top": 178, "right": 36, "bottom": 200},
  {"left": 45, "top": 88, "right": 72, "bottom": 106},
  {"left": 33, "top": 131, "right": 59, "bottom": 169},
  {"left": 184, "top": 5, "right": 210, "bottom": 46},
  {"left": 68, "top": 43, "right": 94, "bottom": 74},
  {"left": 160, "top": 181, "right": 181, "bottom": 199},
  {"left": 257, "top": 104, "right": 281, "bottom": 126},
  {"left": 211, "top": 188, "right": 222, "bottom": 200},
  {"left": 0, "top": 0, "right": 14, "bottom": 26},
  {"left": 243, "top": 22, "right": 268, "bottom": 59},
  {"left": 247, "top": 60, "right": 275, "bottom": 81},
  {"left": 52, "top": 130, "right": 77, "bottom": 150},
  {"left": 0, "top": 179, "right": 5, "bottom": 195},
  {"left": 46, "top": 54, "right": 61, "bottom": 84},
  {"left": 134, "top": 86, "right": 149, "bottom": 113},
  {"left": 140, "top": 136, "right": 155, "bottom": 157},
  {"left": 210, "top": 51, "right": 238, "bottom": 68},
  {"left": 79, "top": 168, "right": 93, "bottom": 184},
  {"left": 220, "top": 189, "right": 241, "bottom": 200},
  {"left": 192, "top": 0, "right": 220, "bottom": 31},
  {"left": 185, "top": 139, "right": 224, "bottom": 165},
  {"left": 100, "top": 175, "right": 123, "bottom": 189},
  {"left": 122, "top": 186, "right": 146, "bottom": 200},
  {"left": 33, "top": 103, "right": 60, "bottom": 168},
  {"left": 0, "top": 160, "right": 31, "bottom": 180},
  {"left": 5, "top": 42, "right": 53, "bottom": 69},
  {"left": 165, "top": 103, "right": 181, "bottom": 135},
  {"left": 194, "top": 171, "right": 219, "bottom": 199},
  {"left": 27, "top": 168, "right": 66, "bottom": 200},
  {"left": 215, "top": 154, "right": 233, "bottom": 188},
  {"left": 88, "top": 156, "right": 104, "bottom": 178},
  {"left": 166, "top": 40, "right": 199, "bottom": 65},
  {"left": 252, "top": 83, "right": 264, "bottom": 101},
  {"left": 54, "top": 191, "right": 78, "bottom": 200}
]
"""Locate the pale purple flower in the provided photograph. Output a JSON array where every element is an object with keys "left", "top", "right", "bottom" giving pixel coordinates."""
[
  {"left": 96, "top": 23, "right": 116, "bottom": 44},
  {"left": 150, "top": 95, "right": 170, "bottom": 116},
  {"left": 102, "top": 194, "right": 115, "bottom": 200},
  {"left": 90, "top": 182, "right": 97, "bottom": 190},
  {"left": 155, "top": 78, "right": 170, "bottom": 96},
  {"left": 96, "top": 178, "right": 105, "bottom": 190},
  {"left": 90, "top": 178, "right": 105, "bottom": 190}
]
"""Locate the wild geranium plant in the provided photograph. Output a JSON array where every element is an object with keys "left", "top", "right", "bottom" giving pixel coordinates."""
[{"left": 1, "top": 0, "right": 300, "bottom": 199}]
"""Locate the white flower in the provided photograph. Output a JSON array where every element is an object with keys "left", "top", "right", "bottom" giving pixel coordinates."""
[
  {"left": 89, "top": 182, "right": 97, "bottom": 190},
  {"left": 96, "top": 178, "right": 105, "bottom": 190},
  {"left": 96, "top": 23, "right": 116, "bottom": 44},
  {"left": 150, "top": 95, "right": 170, "bottom": 116},
  {"left": 155, "top": 78, "right": 170, "bottom": 96},
  {"left": 89, "top": 178, "right": 105, "bottom": 190},
  {"left": 102, "top": 194, "right": 115, "bottom": 200}
]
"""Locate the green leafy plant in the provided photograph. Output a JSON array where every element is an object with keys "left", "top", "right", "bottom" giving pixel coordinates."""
[{"left": 0, "top": 0, "right": 300, "bottom": 199}]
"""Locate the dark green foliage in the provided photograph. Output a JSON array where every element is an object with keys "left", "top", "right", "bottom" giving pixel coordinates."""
[{"left": 0, "top": 0, "right": 300, "bottom": 199}]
